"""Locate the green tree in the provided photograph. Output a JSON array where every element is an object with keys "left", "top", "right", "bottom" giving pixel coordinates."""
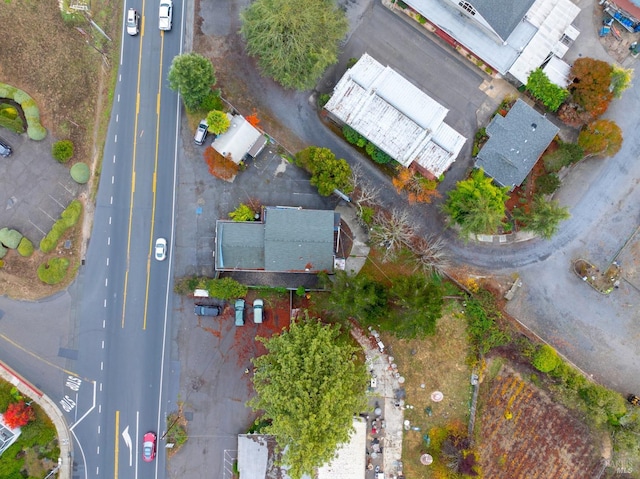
[
  {"left": 389, "top": 274, "right": 444, "bottom": 338},
  {"left": 168, "top": 53, "right": 218, "bottom": 111},
  {"left": 610, "top": 64, "right": 633, "bottom": 99},
  {"left": 295, "top": 146, "right": 353, "bottom": 196},
  {"left": 578, "top": 119, "right": 623, "bottom": 158},
  {"left": 206, "top": 110, "right": 231, "bottom": 135},
  {"left": 441, "top": 168, "right": 509, "bottom": 238},
  {"left": 514, "top": 195, "right": 570, "bottom": 239},
  {"left": 525, "top": 68, "right": 569, "bottom": 112},
  {"left": 327, "top": 270, "right": 388, "bottom": 323},
  {"left": 249, "top": 315, "right": 368, "bottom": 479},
  {"left": 240, "top": 0, "right": 348, "bottom": 90},
  {"left": 535, "top": 173, "right": 561, "bottom": 195},
  {"left": 542, "top": 141, "right": 584, "bottom": 173}
]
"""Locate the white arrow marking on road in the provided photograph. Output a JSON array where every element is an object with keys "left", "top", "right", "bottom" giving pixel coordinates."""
[{"left": 122, "top": 425, "right": 133, "bottom": 466}]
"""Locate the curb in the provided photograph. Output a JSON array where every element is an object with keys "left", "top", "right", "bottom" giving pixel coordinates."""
[{"left": 0, "top": 361, "right": 72, "bottom": 479}]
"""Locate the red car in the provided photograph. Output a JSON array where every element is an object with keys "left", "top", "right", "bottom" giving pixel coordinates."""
[{"left": 142, "top": 432, "right": 157, "bottom": 462}]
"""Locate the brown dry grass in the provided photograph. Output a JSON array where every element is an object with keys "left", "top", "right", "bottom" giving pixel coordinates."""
[
  {"left": 477, "top": 362, "right": 604, "bottom": 478},
  {"left": 383, "top": 306, "right": 472, "bottom": 478},
  {"left": 0, "top": 0, "right": 119, "bottom": 299}
]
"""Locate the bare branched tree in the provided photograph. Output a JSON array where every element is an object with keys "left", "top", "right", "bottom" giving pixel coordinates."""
[
  {"left": 410, "top": 235, "right": 450, "bottom": 276},
  {"left": 370, "top": 209, "right": 415, "bottom": 262},
  {"left": 350, "top": 164, "right": 381, "bottom": 207}
]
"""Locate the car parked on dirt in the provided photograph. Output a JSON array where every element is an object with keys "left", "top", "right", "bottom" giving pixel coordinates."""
[
  {"left": 253, "top": 298, "right": 263, "bottom": 324},
  {"left": 194, "top": 304, "right": 222, "bottom": 317},
  {"left": 234, "top": 299, "right": 245, "bottom": 326}
]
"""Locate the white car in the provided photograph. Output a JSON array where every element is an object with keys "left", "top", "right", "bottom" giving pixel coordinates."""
[
  {"left": 155, "top": 238, "right": 167, "bottom": 261},
  {"left": 126, "top": 8, "right": 139, "bottom": 36},
  {"left": 158, "top": 0, "right": 173, "bottom": 31}
]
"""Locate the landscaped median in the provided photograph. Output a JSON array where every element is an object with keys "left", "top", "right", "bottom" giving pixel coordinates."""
[{"left": 573, "top": 258, "right": 621, "bottom": 294}]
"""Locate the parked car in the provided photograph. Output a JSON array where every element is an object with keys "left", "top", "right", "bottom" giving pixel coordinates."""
[
  {"left": 154, "top": 238, "right": 167, "bottom": 261},
  {"left": 126, "top": 8, "right": 139, "bottom": 35},
  {"left": 0, "top": 138, "right": 12, "bottom": 158},
  {"left": 194, "top": 119, "right": 208, "bottom": 145},
  {"left": 194, "top": 304, "right": 222, "bottom": 317},
  {"left": 158, "top": 0, "right": 173, "bottom": 31},
  {"left": 234, "top": 299, "right": 245, "bottom": 326},
  {"left": 142, "top": 432, "right": 157, "bottom": 462},
  {"left": 253, "top": 299, "right": 263, "bottom": 324}
]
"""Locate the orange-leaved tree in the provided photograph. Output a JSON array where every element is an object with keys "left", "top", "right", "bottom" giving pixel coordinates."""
[
  {"left": 577, "top": 119, "right": 623, "bottom": 158},
  {"left": 560, "top": 58, "right": 614, "bottom": 126},
  {"left": 392, "top": 168, "right": 440, "bottom": 204},
  {"left": 3, "top": 401, "right": 35, "bottom": 429},
  {"left": 204, "top": 147, "right": 239, "bottom": 180},
  {"left": 246, "top": 109, "right": 261, "bottom": 129}
]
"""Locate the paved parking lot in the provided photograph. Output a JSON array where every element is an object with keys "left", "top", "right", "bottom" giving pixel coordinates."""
[{"left": 0, "top": 129, "right": 79, "bottom": 244}]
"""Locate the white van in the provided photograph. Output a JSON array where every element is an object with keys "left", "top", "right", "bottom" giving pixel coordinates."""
[{"left": 194, "top": 120, "right": 208, "bottom": 145}]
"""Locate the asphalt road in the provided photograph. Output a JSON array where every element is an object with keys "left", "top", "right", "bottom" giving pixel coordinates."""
[{"left": 66, "top": 2, "right": 183, "bottom": 478}]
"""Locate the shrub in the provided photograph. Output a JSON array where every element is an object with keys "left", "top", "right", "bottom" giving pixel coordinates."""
[
  {"left": 317, "top": 93, "right": 331, "bottom": 109},
  {"left": 17, "top": 237, "right": 34, "bottom": 257},
  {"left": 535, "top": 173, "right": 561, "bottom": 195},
  {"left": 61, "top": 200, "right": 83, "bottom": 227},
  {"left": 543, "top": 142, "right": 584, "bottom": 173},
  {"left": 52, "top": 140, "right": 74, "bottom": 163},
  {"left": 525, "top": 68, "right": 569, "bottom": 112},
  {"left": 0, "top": 244, "right": 6, "bottom": 259},
  {"left": 199, "top": 91, "right": 224, "bottom": 113},
  {"left": 579, "top": 383, "right": 627, "bottom": 426},
  {"left": 206, "top": 277, "right": 248, "bottom": 299},
  {"left": 71, "top": 163, "right": 91, "bottom": 184},
  {"left": 532, "top": 344, "right": 560, "bottom": 372},
  {"left": 37, "top": 257, "right": 70, "bottom": 285},
  {"left": 0, "top": 228, "right": 22, "bottom": 249},
  {"left": 229, "top": 203, "right": 256, "bottom": 221},
  {"left": 365, "top": 142, "right": 393, "bottom": 164},
  {"left": 342, "top": 125, "right": 367, "bottom": 147},
  {"left": 28, "top": 125, "right": 47, "bottom": 140}
]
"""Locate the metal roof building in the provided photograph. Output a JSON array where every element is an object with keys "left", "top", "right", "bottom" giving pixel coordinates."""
[
  {"left": 215, "top": 207, "right": 337, "bottom": 273},
  {"left": 324, "top": 53, "right": 466, "bottom": 178},
  {"left": 475, "top": 99, "right": 559, "bottom": 190},
  {"left": 211, "top": 113, "right": 267, "bottom": 164}
]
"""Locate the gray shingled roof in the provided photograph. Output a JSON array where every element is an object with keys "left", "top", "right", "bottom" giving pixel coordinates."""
[
  {"left": 215, "top": 208, "right": 336, "bottom": 273},
  {"left": 471, "top": 0, "right": 536, "bottom": 41},
  {"left": 475, "top": 99, "right": 558, "bottom": 190},
  {"left": 263, "top": 208, "right": 335, "bottom": 272}
]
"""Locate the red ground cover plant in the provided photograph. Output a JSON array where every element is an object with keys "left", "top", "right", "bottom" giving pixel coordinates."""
[
  {"left": 3, "top": 401, "right": 35, "bottom": 429},
  {"left": 204, "top": 147, "right": 239, "bottom": 180}
]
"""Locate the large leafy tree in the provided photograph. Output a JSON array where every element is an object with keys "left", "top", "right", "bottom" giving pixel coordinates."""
[
  {"left": 249, "top": 316, "right": 368, "bottom": 479},
  {"left": 514, "top": 195, "right": 570, "bottom": 239},
  {"left": 578, "top": 119, "right": 623, "bottom": 158},
  {"left": 240, "top": 0, "right": 348, "bottom": 90},
  {"left": 441, "top": 168, "right": 510, "bottom": 238},
  {"left": 168, "top": 53, "right": 217, "bottom": 111},
  {"left": 327, "top": 270, "right": 388, "bottom": 323},
  {"left": 295, "top": 146, "right": 353, "bottom": 196},
  {"left": 389, "top": 274, "right": 444, "bottom": 338}
]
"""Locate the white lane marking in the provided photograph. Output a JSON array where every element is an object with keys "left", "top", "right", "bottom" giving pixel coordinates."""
[
  {"left": 102, "top": 319, "right": 105, "bottom": 328},
  {"left": 106, "top": 258, "right": 109, "bottom": 266},
  {"left": 99, "top": 383, "right": 102, "bottom": 392},
  {"left": 116, "top": 114, "right": 119, "bottom": 122},
  {"left": 110, "top": 196, "right": 113, "bottom": 205},
  {"left": 109, "top": 216, "right": 112, "bottom": 225},
  {"left": 114, "top": 134, "right": 118, "bottom": 143},
  {"left": 105, "top": 278, "right": 108, "bottom": 287},
  {"left": 96, "top": 446, "right": 99, "bottom": 455},
  {"left": 98, "top": 425, "right": 101, "bottom": 434},
  {"left": 112, "top": 176, "right": 114, "bottom": 184},
  {"left": 103, "top": 299, "right": 107, "bottom": 308},
  {"left": 122, "top": 425, "right": 133, "bottom": 467},
  {"left": 98, "top": 404, "right": 101, "bottom": 413},
  {"left": 108, "top": 237, "right": 111, "bottom": 245},
  {"left": 100, "top": 362, "right": 104, "bottom": 371}
]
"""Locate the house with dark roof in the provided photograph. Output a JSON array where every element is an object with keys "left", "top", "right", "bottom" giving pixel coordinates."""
[
  {"left": 403, "top": 0, "right": 580, "bottom": 86},
  {"left": 474, "top": 99, "right": 558, "bottom": 190},
  {"left": 215, "top": 207, "right": 339, "bottom": 273}
]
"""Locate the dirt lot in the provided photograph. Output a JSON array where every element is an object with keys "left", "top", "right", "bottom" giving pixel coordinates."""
[{"left": 478, "top": 362, "right": 604, "bottom": 478}]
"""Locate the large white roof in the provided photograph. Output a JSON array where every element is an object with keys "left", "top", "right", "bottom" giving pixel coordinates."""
[
  {"left": 324, "top": 54, "right": 465, "bottom": 177},
  {"left": 211, "top": 114, "right": 263, "bottom": 164}
]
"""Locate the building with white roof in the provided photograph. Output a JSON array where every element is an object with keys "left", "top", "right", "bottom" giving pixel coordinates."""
[
  {"left": 324, "top": 53, "right": 466, "bottom": 179},
  {"left": 211, "top": 113, "right": 267, "bottom": 164},
  {"left": 404, "top": 0, "right": 580, "bottom": 86}
]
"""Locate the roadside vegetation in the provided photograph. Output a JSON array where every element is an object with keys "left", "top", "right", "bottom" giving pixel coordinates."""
[
  {"left": 0, "top": 381, "right": 59, "bottom": 478},
  {"left": 0, "top": 0, "right": 120, "bottom": 299}
]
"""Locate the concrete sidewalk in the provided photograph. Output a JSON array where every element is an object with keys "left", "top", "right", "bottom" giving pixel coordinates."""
[{"left": 0, "top": 360, "right": 71, "bottom": 479}]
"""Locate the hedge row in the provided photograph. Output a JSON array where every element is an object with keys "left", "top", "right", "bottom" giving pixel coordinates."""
[
  {"left": 343, "top": 125, "right": 394, "bottom": 164},
  {"left": 0, "top": 228, "right": 33, "bottom": 258},
  {"left": 0, "top": 82, "right": 47, "bottom": 140},
  {"left": 39, "top": 200, "right": 83, "bottom": 253}
]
